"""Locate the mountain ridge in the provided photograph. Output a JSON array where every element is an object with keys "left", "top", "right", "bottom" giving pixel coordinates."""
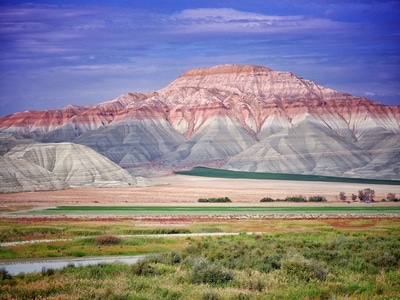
[{"left": 1, "top": 64, "right": 399, "bottom": 180}]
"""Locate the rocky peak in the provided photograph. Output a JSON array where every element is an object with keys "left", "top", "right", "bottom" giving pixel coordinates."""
[
  {"left": 180, "top": 64, "right": 273, "bottom": 76},
  {"left": 162, "top": 64, "right": 350, "bottom": 102},
  {"left": 1, "top": 64, "right": 399, "bottom": 180}
]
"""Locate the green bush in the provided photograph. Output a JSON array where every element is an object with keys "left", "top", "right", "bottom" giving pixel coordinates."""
[
  {"left": 261, "top": 253, "right": 282, "bottom": 272},
  {"left": 201, "top": 289, "right": 220, "bottom": 300},
  {"left": 282, "top": 254, "right": 328, "bottom": 282},
  {"left": 0, "top": 267, "right": 12, "bottom": 280},
  {"left": 131, "top": 260, "right": 159, "bottom": 276},
  {"left": 198, "top": 197, "right": 232, "bottom": 203},
  {"left": 371, "top": 252, "right": 398, "bottom": 270},
  {"left": 153, "top": 251, "right": 182, "bottom": 265},
  {"left": 188, "top": 258, "right": 234, "bottom": 285},
  {"left": 260, "top": 197, "right": 275, "bottom": 202},
  {"left": 284, "top": 196, "right": 307, "bottom": 202},
  {"left": 41, "top": 267, "right": 55, "bottom": 276},
  {"left": 308, "top": 195, "right": 327, "bottom": 202}
]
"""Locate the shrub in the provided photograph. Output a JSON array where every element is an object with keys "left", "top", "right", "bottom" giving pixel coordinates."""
[
  {"left": 371, "top": 252, "right": 398, "bottom": 270},
  {"left": 0, "top": 267, "right": 12, "bottom": 280},
  {"left": 155, "top": 251, "right": 182, "bottom": 265},
  {"left": 387, "top": 193, "right": 398, "bottom": 202},
  {"left": 245, "top": 276, "right": 265, "bottom": 292},
  {"left": 262, "top": 253, "right": 282, "bottom": 272},
  {"left": 188, "top": 258, "right": 234, "bottom": 285},
  {"left": 201, "top": 289, "right": 220, "bottom": 300},
  {"left": 284, "top": 196, "right": 307, "bottom": 202},
  {"left": 308, "top": 195, "right": 327, "bottom": 202},
  {"left": 70, "top": 251, "right": 85, "bottom": 257},
  {"left": 339, "top": 191, "right": 347, "bottom": 201},
  {"left": 95, "top": 234, "right": 120, "bottom": 246},
  {"left": 41, "top": 267, "right": 55, "bottom": 276},
  {"left": 282, "top": 254, "right": 328, "bottom": 282},
  {"left": 131, "top": 260, "right": 159, "bottom": 276},
  {"left": 198, "top": 197, "right": 232, "bottom": 203},
  {"left": 260, "top": 197, "right": 275, "bottom": 202},
  {"left": 348, "top": 258, "right": 378, "bottom": 274}
]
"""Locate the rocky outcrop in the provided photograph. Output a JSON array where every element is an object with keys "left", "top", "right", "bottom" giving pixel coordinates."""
[
  {"left": 0, "top": 93, "right": 148, "bottom": 142},
  {"left": 1, "top": 142, "right": 137, "bottom": 192},
  {"left": 1, "top": 64, "right": 399, "bottom": 180},
  {"left": 0, "top": 156, "right": 68, "bottom": 193}
]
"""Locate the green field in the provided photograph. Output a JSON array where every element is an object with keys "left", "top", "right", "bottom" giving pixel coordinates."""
[
  {"left": 23, "top": 205, "right": 400, "bottom": 216},
  {"left": 175, "top": 167, "right": 400, "bottom": 185}
]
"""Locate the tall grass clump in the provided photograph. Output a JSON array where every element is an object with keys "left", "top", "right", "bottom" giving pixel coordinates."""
[
  {"left": 282, "top": 254, "right": 328, "bottom": 281},
  {"left": 187, "top": 257, "right": 234, "bottom": 286},
  {"left": 131, "top": 260, "right": 159, "bottom": 276},
  {"left": 95, "top": 234, "right": 120, "bottom": 246}
]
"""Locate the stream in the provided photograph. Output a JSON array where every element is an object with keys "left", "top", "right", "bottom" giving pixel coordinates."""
[
  {"left": 0, "top": 232, "right": 243, "bottom": 275},
  {"left": 0, "top": 255, "right": 146, "bottom": 275}
]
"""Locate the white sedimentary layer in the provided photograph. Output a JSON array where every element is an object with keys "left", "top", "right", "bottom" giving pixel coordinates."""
[{"left": 3, "top": 143, "right": 136, "bottom": 192}]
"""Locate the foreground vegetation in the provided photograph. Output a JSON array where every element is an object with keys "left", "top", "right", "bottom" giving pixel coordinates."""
[{"left": 1, "top": 217, "right": 399, "bottom": 299}]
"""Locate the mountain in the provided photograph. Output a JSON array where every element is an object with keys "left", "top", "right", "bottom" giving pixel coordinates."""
[
  {"left": 1, "top": 64, "right": 399, "bottom": 180},
  {"left": 1, "top": 142, "right": 137, "bottom": 193},
  {"left": 0, "top": 156, "right": 68, "bottom": 193}
]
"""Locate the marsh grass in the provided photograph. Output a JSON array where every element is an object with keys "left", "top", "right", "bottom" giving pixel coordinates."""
[
  {"left": 0, "top": 236, "right": 190, "bottom": 259},
  {"left": 1, "top": 218, "right": 400, "bottom": 298},
  {"left": 1, "top": 230, "right": 399, "bottom": 299}
]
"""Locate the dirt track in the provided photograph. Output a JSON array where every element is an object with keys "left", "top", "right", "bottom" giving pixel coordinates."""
[{"left": 1, "top": 175, "right": 399, "bottom": 211}]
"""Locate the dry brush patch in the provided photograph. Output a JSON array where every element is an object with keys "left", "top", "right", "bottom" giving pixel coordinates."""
[{"left": 1, "top": 220, "right": 399, "bottom": 299}]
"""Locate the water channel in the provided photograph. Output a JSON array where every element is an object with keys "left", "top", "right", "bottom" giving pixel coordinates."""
[
  {"left": 0, "top": 255, "right": 146, "bottom": 275},
  {"left": 0, "top": 232, "right": 241, "bottom": 275}
]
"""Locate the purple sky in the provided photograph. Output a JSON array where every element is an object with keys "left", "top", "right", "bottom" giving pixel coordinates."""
[{"left": 1, "top": 0, "right": 399, "bottom": 117}]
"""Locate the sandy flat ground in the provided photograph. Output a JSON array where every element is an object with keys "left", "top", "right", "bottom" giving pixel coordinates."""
[{"left": 1, "top": 175, "right": 400, "bottom": 210}]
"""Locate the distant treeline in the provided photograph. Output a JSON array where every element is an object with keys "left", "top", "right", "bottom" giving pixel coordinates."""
[{"left": 175, "top": 167, "right": 400, "bottom": 185}]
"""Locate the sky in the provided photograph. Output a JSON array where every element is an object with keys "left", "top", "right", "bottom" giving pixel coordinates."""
[{"left": 0, "top": 0, "right": 399, "bottom": 117}]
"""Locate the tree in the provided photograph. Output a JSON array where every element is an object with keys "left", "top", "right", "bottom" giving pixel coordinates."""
[
  {"left": 387, "top": 193, "right": 397, "bottom": 202},
  {"left": 339, "top": 192, "right": 347, "bottom": 201},
  {"left": 358, "top": 188, "right": 375, "bottom": 203}
]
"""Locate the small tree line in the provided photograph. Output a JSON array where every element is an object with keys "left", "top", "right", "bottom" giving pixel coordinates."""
[
  {"left": 198, "top": 197, "right": 232, "bottom": 203},
  {"left": 260, "top": 195, "right": 327, "bottom": 202},
  {"left": 198, "top": 195, "right": 327, "bottom": 203},
  {"left": 197, "top": 190, "right": 399, "bottom": 203},
  {"left": 339, "top": 189, "right": 399, "bottom": 203}
]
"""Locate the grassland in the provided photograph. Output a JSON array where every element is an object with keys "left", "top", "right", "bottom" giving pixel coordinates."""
[
  {"left": 1, "top": 217, "right": 399, "bottom": 299},
  {"left": 19, "top": 205, "right": 400, "bottom": 216}
]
